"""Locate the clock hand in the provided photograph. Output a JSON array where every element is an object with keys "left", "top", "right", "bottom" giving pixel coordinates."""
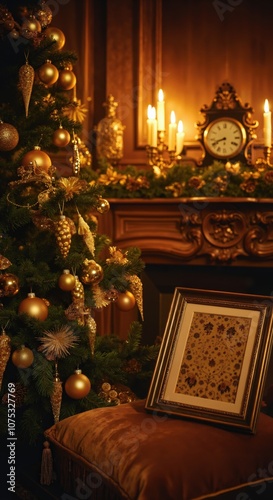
[{"left": 212, "top": 137, "right": 226, "bottom": 147}]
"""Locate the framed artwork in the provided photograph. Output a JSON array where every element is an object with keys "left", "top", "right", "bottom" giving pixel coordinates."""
[{"left": 145, "top": 288, "right": 273, "bottom": 433}]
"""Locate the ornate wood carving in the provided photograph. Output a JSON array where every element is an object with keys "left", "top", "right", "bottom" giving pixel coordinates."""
[{"left": 99, "top": 198, "right": 273, "bottom": 266}]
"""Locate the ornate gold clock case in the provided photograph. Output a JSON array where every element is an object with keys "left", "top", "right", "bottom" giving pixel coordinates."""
[{"left": 196, "top": 82, "right": 258, "bottom": 166}]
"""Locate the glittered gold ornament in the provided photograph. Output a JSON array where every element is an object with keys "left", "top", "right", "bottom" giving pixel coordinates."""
[
  {"left": 71, "top": 275, "right": 85, "bottom": 309},
  {"left": 96, "top": 197, "right": 110, "bottom": 214},
  {"left": 54, "top": 215, "right": 76, "bottom": 259},
  {"left": 58, "top": 270, "right": 75, "bottom": 291},
  {"left": 18, "top": 292, "right": 48, "bottom": 321},
  {"left": 22, "top": 146, "right": 52, "bottom": 173},
  {"left": 38, "top": 60, "right": 59, "bottom": 85},
  {"left": 116, "top": 291, "right": 136, "bottom": 311},
  {"left": 65, "top": 369, "right": 91, "bottom": 399},
  {"left": 44, "top": 27, "right": 65, "bottom": 50},
  {"left": 0, "top": 273, "right": 19, "bottom": 297},
  {"left": 71, "top": 133, "right": 81, "bottom": 175},
  {"left": 58, "top": 69, "right": 76, "bottom": 90},
  {"left": 12, "top": 345, "right": 34, "bottom": 368},
  {"left": 52, "top": 126, "right": 70, "bottom": 147},
  {"left": 19, "top": 60, "right": 35, "bottom": 117},
  {"left": 21, "top": 15, "right": 41, "bottom": 34},
  {"left": 81, "top": 259, "right": 103, "bottom": 285},
  {"left": 0, "top": 255, "right": 12, "bottom": 270},
  {"left": 50, "top": 366, "right": 62, "bottom": 423},
  {"left": 85, "top": 314, "right": 96, "bottom": 356},
  {"left": 0, "top": 330, "right": 11, "bottom": 390},
  {"left": 0, "top": 121, "right": 19, "bottom": 151},
  {"left": 36, "top": 2, "right": 53, "bottom": 28},
  {"left": 127, "top": 274, "right": 144, "bottom": 321}
]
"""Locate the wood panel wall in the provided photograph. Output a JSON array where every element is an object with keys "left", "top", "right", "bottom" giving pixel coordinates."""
[{"left": 55, "top": 0, "right": 273, "bottom": 167}]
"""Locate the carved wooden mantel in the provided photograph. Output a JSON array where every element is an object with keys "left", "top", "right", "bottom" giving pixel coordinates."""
[{"left": 99, "top": 198, "right": 273, "bottom": 267}]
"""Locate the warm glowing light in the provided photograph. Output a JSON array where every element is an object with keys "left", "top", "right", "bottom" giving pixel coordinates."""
[
  {"left": 264, "top": 99, "right": 270, "bottom": 113},
  {"left": 158, "top": 89, "right": 164, "bottom": 102},
  {"left": 178, "top": 120, "right": 183, "bottom": 133},
  {"left": 170, "top": 111, "right": 176, "bottom": 124}
]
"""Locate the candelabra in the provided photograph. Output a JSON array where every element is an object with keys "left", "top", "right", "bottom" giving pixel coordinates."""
[
  {"left": 255, "top": 145, "right": 273, "bottom": 168},
  {"left": 146, "top": 131, "right": 182, "bottom": 170}
]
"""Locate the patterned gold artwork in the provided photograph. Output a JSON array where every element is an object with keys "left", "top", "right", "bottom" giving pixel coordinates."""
[{"left": 175, "top": 312, "right": 251, "bottom": 403}]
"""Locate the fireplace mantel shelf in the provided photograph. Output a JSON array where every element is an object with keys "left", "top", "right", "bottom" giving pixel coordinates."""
[{"left": 98, "top": 197, "right": 273, "bottom": 267}]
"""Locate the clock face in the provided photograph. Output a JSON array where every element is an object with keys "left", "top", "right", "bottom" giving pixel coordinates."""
[{"left": 204, "top": 118, "right": 246, "bottom": 159}]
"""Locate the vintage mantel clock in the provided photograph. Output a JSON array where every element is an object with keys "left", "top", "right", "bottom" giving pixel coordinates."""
[{"left": 195, "top": 82, "right": 259, "bottom": 166}]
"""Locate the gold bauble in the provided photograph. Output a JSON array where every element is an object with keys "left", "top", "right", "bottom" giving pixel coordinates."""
[
  {"left": 81, "top": 260, "right": 103, "bottom": 285},
  {"left": 64, "top": 369, "right": 91, "bottom": 399},
  {"left": 22, "top": 146, "right": 52, "bottom": 173},
  {"left": 0, "top": 122, "right": 19, "bottom": 151},
  {"left": 22, "top": 15, "right": 42, "bottom": 33},
  {"left": 96, "top": 197, "right": 110, "bottom": 214},
  {"left": 12, "top": 345, "right": 34, "bottom": 369},
  {"left": 58, "top": 269, "right": 75, "bottom": 291},
  {"left": 58, "top": 69, "right": 77, "bottom": 91},
  {"left": 116, "top": 291, "right": 136, "bottom": 311},
  {"left": 18, "top": 293, "right": 48, "bottom": 321},
  {"left": 38, "top": 60, "right": 59, "bottom": 85},
  {"left": 0, "top": 273, "right": 19, "bottom": 297},
  {"left": 52, "top": 127, "right": 71, "bottom": 147},
  {"left": 44, "top": 27, "right": 65, "bottom": 50}
]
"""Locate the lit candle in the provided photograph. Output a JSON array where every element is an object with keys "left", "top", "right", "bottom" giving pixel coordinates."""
[
  {"left": 264, "top": 99, "right": 272, "bottom": 147},
  {"left": 147, "top": 104, "right": 152, "bottom": 145},
  {"left": 176, "top": 120, "right": 185, "bottom": 155},
  {"left": 157, "top": 89, "right": 165, "bottom": 131},
  {"left": 150, "top": 106, "right": 157, "bottom": 148},
  {"left": 168, "top": 111, "right": 177, "bottom": 151}
]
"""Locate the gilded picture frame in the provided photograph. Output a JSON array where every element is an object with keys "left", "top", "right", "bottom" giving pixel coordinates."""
[{"left": 145, "top": 288, "right": 273, "bottom": 433}]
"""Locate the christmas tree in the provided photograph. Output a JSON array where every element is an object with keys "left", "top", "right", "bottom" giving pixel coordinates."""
[{"left": 0, "top": 0, "right": 158, "bottom": 446}]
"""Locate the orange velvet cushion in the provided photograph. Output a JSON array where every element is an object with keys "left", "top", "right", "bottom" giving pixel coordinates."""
[{"left": 45, "top": 399, "right": 273, "bottom": 499}]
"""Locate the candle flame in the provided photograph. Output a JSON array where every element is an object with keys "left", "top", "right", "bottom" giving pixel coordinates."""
[
  {"left": 264, "top": 99, "right": 270, "bottom": 113},
  {"left": 148, "top": 105, "right": 156, "bottom": 120},
  {"left": 170, "top": 111, "right": 176, "bottom": 124},
  {"left": 178, "top": 120, "right": 183, "bottom": 133},
  {"left": 158, "top": 89, "right": 164, "bottom": 102}
]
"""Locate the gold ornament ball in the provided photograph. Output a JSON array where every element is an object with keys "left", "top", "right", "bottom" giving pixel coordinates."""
[
  {"left": 81, "top": 260, "right": 103, "bottom": 285},
  {"left": 22, "top": 146, "right": 52, "bottom": 173},
  {"left": 0, "top": 273, "right": 19, "bottom": 297},
  {"left": 116, "top": 291, "right": 136, "bottom": 311},
  {"left": 96, "top": 198, "right": 110, "bottom": 214},
  {"left": 53, "top": 127, "right": 71, "bottom": 147},
  {"left": 22, "top": 16, "right": 42, "bottom": 33},
  {"left": 38, "top": 60, "right": 59, "bottom": 85},
  {"left": 18, "top": 293, "right": 48, "bottom": 321},
  {"left": 65, "top": 370, "right": 91, "bottom": 399},
  {"left": 12, "top": 345, "right": 34, "bottom": 369},
  {"left": 44, "top": 27, "right": 65, "bottom": 50},
  {"left": 0, "top": 122, "right": 19, "bottom": 151},
  {"left": 58, "top": 270, "right": 75, "bottom": 291},
  {"left": 58, "top": 69, "right": 77, "bottom": 90}
]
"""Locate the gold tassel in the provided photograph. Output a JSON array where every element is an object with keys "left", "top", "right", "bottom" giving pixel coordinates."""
[
  {"left": 40, "top": 441, "right": 53, "bottom": 485},
  {"left": 77, "top": 212, "right": 95, "bottom": 255},
  {"left": 19, "top": 59, "right": 35, "bottom": 118}
]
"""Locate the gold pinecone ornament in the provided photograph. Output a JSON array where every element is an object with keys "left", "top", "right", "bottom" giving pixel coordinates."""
[{"left": 54, "top": 215, "right": 76, "bottom": 258}]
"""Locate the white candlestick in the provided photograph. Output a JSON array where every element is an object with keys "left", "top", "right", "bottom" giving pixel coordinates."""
[
  {"left": 168, "top": 111, "right": 176, "bottom": 151},
  {"left": 150, "top": 106, "right": 157, "bottom": 148},
  {"left": 157, "top": 89, "right": 165, "bottom": 131},
  {"left": 147, "top": 105, "right": 153, "bottom": 146},
  {"left": 176, "top": 120, "right": 185, "bottom": 155},
  {"left": 264, "top": 99, "right": 272, "bottom": 147}
]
